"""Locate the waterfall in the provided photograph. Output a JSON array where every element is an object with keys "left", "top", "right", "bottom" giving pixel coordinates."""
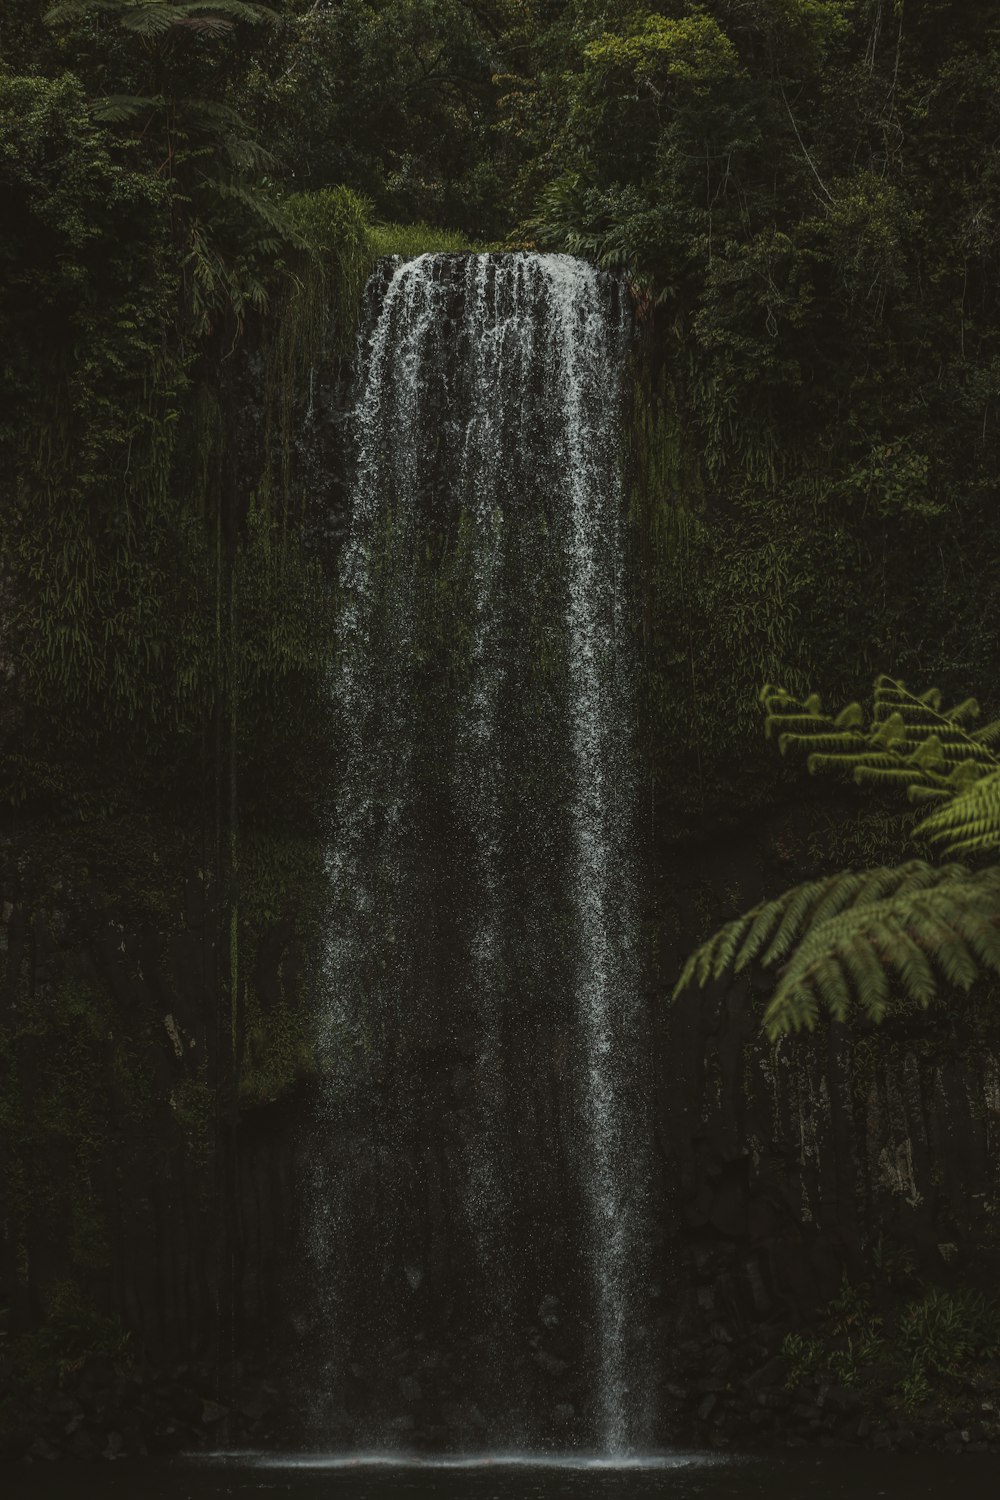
[{"left": 310, "top": 252, "right": 645, "bottom": 1453}]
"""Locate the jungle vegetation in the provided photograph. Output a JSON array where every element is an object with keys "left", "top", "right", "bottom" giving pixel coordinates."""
[{"left": 1, "top": 0, "right": 1000, "bottom": 1380}]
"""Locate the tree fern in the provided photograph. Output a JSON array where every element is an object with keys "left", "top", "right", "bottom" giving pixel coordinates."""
[
  {"left": 673, "top": 863, "right": 1000, "bottom": 1037},
  {"left": 672, "top": 676, "right": 1000, "bottom": 1034},
  {"left": 88, "top": 94, "right": 166, "bottom": 123},
  {"left": 917, "top": 770, "right": 1000, "bottom": 859},
  {"left": 761, "top": 676, "right": 1000, "bottom": 853},
  {"left": 44, "top": 2, "right": 279, "bottom": 37}
]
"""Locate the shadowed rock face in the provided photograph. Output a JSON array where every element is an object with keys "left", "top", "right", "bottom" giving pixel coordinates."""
[
  {"left": 4, "top": 251, "right": 1000, "bottom": 1462},
  {"left": 6, "top": 806, "right": 1000, "bottom": 1460}
]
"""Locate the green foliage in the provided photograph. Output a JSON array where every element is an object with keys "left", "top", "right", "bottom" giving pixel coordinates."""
[
  {"left": 528, "top": 0, "right": 1000, "bottom": 576},
  {"left": 368, "top": 220, "right": 477, "bottom": 260},
  {"left": 263, "top": 0, "right": 513, "bottom": 237},
  {"left": 674, "top": 673, "right": 1000, "bottom": 1034},
  {"left": 919, "top": 774, "right": 1000, "bottom": 861},
  {"left": 761, "top": 678, "right": 1000, "bottom": 827},
  {"left": 783, "top": 1274, "right": 1000, "bottom": 1415},
  {"left": 782, "top": 1282, "right": 884, "bottom": 1390},
  {"left": 44, "top": 1, "right": 279, "bottom": 33},
  {"left": 41, "top": 0, "right": 303, "bottom": 338},
  {"left": 898, "top": 1287, "right": 1000, "bottom": 1375},
  {"left": 674, "top": 861, "right": 1000, "bottom": 1036},
  {"left": 582, "top": 12, "right": 739, "bottom": 85},
  {"left": 762, "top": 677, "right": 1000, "bottom": 861},
  {"left": 781, "top": 1331, "right": 825, "bottom": 1385}
]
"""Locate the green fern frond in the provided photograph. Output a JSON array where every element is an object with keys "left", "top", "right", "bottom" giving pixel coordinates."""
[
  {"left": 759, "top": 874, "right": 844, "bottom": 967},
  {"left": 759, "top": 866, "right": 1000, "bottom": 1036},
  {"left": 839, "top": 936, "right": 889, "bottom": 1019},
  {"left": 672, "top": 676, "right": 1000, "bottom": 1038},
  {"left": 778, "top": 731, "right": 863, "bottom": 756},
  {"left": 916, "top": 771, "right": 1000, "bottom": 857},
  {"left": 674, "top": 864, "right": 1000, "bottom": 1036},
  {"left": 944, "top": 698, "right": 981, "bottom": 723},
  {"left": 45, "top": 1, "right": 278, "bottom": 35},
  {"left": 808, "top": 751, "right": 905, "bottom": 775},
  {"left": 761, "top": 676, "right": 1000, "bottom": 807},
  {"left": 673, "top": 861, "right": 952, "bottom": 999},
  {"left": 89, "top": 93, "right": 165, "bottom": 122}
]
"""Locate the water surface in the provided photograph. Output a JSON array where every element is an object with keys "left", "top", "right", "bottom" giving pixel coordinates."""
[{"left": 5, "top": 1451, "right": 998, "bottom": 1499}]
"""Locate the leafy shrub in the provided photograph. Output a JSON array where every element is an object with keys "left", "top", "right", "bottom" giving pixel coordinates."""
[{"left": 898, "top": 1287, "right": 1000, "bottom": 1375}]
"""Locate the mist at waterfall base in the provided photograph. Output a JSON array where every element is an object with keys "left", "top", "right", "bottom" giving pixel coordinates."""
[{"left": 305, "top": 251, "right": 648, "bottom": 1455}]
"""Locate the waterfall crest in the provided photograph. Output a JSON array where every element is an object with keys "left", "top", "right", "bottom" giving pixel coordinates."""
[{"left": 310, "top": 252, "right": 645, "bottom": 1454}]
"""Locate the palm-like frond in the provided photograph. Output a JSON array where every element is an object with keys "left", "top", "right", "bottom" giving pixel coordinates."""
[
  {"left": 761, "top": 677, "right": 1000, "bottom": 805},
  {"left": 88, "top": 93, "right": 165, "bottom": 122},
  {"left": 672, "top": 676, "right": 1000, "bottom": 1034},
  {"left": 673, "top": 863, "right": 1000, "bottom": 1037},
  {"left": 916, "top": 770, "right": 1000, "bottom": 858},
  {"left": 676, "top": 861, "right": 965, "bottom": 992},
  {"left": 761, "top": 677, "right": 1000, "bottom": 851},
  {"left": 44, "top": 2, "right": 279, "bottom": 38}
]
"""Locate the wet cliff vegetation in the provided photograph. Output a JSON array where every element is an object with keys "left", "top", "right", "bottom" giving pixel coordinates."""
[{"left": 2, "top": 0, "right": 1000, "bottom": 1453}]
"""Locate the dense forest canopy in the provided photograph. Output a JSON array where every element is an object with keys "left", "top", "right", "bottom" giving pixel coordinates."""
[{"left": 4, "top": 1, "right": 999, "bottom": 771}]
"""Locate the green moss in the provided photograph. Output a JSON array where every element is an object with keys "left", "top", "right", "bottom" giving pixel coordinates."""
[
  {"left": 241, "top": 1000, "right": 315, "bottom": 1108},
  {"left": 367, "top": 219, "right": 478, "bottom": 260},
  {"left": 169, "top": 1070, "right": 214, "bottom": 1164}
]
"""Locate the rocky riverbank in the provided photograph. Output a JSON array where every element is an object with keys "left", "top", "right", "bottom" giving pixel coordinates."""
[
  {"left": 5, "top": 1318, "right": 1000, "bottom": 1464},
  {"left": 658, "top": 1324, "right": 1000, "bottom": 1456},
  {"left": 0, "top": 1359, "right": 286, "bottom": 1464}
]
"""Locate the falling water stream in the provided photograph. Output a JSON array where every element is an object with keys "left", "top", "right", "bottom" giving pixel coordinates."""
[{"left": 311, "top": 253, "right": 644, "bottom": 1453}]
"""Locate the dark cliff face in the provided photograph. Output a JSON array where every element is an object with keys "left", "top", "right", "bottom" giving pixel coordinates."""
[
  {"left": 3, "top": 778, "right": 1000, "bottom": 1453},
  {"left": 3, "top": 257, "right": 1000, "bottom": 1457}
]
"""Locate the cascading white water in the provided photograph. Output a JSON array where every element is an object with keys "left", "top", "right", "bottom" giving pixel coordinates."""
[
  {"left": 311, "top": 251, "right": 644, "bottom": 1453},
  {"left": 544, "top": 257, "right": 642, "bottom": 1453}
]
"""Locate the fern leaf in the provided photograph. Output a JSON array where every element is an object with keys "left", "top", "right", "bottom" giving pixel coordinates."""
[
  {"left": 916, "top": 771, "right": 1000, "bottom": 857},
  {"left": 709, "top": 917, "right": 754, "bottom": 980},
  {"left": 839, "top": 936, "right": 890, "bottom": 1020},
  {"left": 871, "top": 711, "right": 907, "bottom": 748},
  {"left": 912, "top": 734, "right": 945, "bottom": 772},
  {"left": 89, "top": 93, "right": 164, "bottom": 122},
  {"left": 944, "top": 698, "right": 981, "bottom": 723},
  {"left": 882, "top": 923, "right": 937, "bottom": 1009},
  {"left": 173, "top": 16, "right": 235, "bottom": 34},
  {"left": 678, "top": 865, "right": 1000, "bottom": 1036},
  {"left": 781, "top": 731, "right": 863, "bottom": 756},
  {"left": 819, "top": 954, "right": 855, "bottom": 1024},
  {"left": 732, "top": 898, "right": 787, "bottom": 971},
  {"left": 45, "top": 1, "right": 279, "bottom": 37},
  {"left": 118, "top": 5, "right": 192, "bottom": 36},
  {"left": 675, "top": 864, "right": 931, "bottom": 995},
  {"left": 759, "top": 677, "right": 1000, "bottom": 818},
  {"left": 905, "top": 898, "right": 980, "bottom": 990},
  {"left": 757, "top": 878, "right": 828, "bottom": 967}
]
